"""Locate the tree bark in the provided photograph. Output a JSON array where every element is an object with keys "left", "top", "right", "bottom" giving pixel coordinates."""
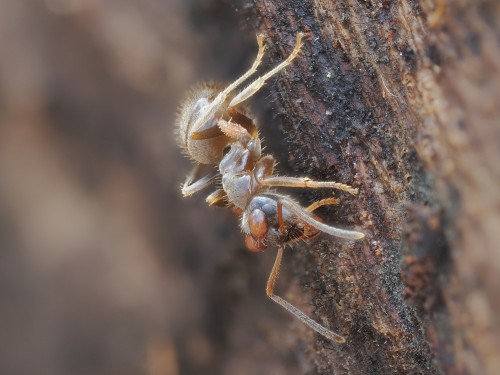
[
  {"left": 1, "top": 1, "right": 497, "bottom": 374},
  {"left": 250, "top": 0, "right": 500, "bottom": 374}
]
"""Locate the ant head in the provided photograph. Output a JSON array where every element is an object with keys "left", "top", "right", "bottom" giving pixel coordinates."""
[{"left": 242, "top": 195, "right": 320, "bottom": 252}]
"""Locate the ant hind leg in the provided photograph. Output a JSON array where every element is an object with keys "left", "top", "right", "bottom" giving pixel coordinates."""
[
  {"left": 217, "top": 119, "right": 252, "bottom": 140},
  {"left": 191, "top": 34, "right": 267, "bottom": 133},
  {"left": 228, "top": 33, "right": 305, "bottom": 108}
]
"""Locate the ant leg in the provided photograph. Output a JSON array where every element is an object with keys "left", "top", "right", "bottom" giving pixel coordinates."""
[
  {"left": 229, "top": 33, "right": 305, "bottom": 108},
  {"left": 265, "top": 192, "right": 365, "bottom": 240},
  {"left": 306, "top": 197, "right": 341, "bottom": 212},
  {"left": 216, "top": 34, "right": 266, "bottom": 100},
  {"left": 266, "top": 246, "right": 346, "bottom": 343},
  {"left": 259, "top": 176, "right": 358, "bottom": 195},
  {"left": 276, "top": 202, "right": 286, "bottom": 232},
  {"left": 217, "top": 119, "right": 252, "bottom": 140},
  {"left": 191, "top": 34, "right": 267, "bottom": 133},
  {"left": 181, "top": 164, "right": 216, "bottom": 197},
  {"left": 206, "top": 189, "right": 228, "bottom": 206}
]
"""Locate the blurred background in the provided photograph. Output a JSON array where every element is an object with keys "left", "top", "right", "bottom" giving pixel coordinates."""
[{"left": 0, "top": 1, "right": 312, "bottom": 374}]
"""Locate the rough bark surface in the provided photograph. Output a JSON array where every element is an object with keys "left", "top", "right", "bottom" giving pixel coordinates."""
[
  {"left": 0, "top": 1, "right": 498, "bottom": 375},
  {"left": 249, "top": 0, "right": 500, "bottom": 374}
]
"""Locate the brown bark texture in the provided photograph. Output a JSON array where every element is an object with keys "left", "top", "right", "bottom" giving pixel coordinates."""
[
  {"left": 0, "top": 1, "right": 498, "bottom": 375},
  {"left": 250, "top": 0, "right": 500, "bottom": 374}
]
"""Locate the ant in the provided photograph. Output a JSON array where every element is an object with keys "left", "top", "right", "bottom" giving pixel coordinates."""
[{"left": 176, "top": 33, "right": 365, "bottom": 343}]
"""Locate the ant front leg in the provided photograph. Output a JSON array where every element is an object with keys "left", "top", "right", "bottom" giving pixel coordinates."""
[
  {"left": 266, "top": 246, "right": 346, "bottom": 343},
  {"left": 265, "top": 192, "right": 365, "bottom": 240},
  {"left": 306, "top": 197, "right": 341, "bottom": 212}
]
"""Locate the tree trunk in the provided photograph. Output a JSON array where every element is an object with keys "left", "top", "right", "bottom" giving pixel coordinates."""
[
  {"left": 1, "top": 1, "right": 498, "bottom": 374},
  {"left": 250, "top": 0, "right": 500, "bottom": 374}
]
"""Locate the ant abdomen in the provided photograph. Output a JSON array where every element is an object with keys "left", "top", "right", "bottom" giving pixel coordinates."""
[{"left": 177, "top": 84, "right": 231, "bottom": 164}]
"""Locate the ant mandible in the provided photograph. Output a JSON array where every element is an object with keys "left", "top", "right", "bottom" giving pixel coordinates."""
[{"left": 176, "top": 32, "right": 365, "bottom": 343}]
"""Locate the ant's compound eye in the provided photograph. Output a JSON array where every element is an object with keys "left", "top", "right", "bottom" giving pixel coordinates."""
[{"left": 248, "top": 209, "right": 268, "bottom": 240}]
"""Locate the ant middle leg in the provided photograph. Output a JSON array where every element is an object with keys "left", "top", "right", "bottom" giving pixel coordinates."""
[
  {"left": 258, "top": 175, "right": 358, "bottom": 195},
  {"left": 266, "top": 246, "right": 346, "bottom": 343},
  {"left": 181, "top": 164, "right": 217, "bottom": 197}
]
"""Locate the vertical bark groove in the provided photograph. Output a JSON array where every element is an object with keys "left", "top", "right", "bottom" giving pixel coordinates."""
[{"left": 250, "top": 0, "right": 500, "bottom": 374}]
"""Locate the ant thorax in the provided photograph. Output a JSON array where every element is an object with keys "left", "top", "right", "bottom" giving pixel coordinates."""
[{"left": 219, "top": 138, "right": 262, "bottom": 209}]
